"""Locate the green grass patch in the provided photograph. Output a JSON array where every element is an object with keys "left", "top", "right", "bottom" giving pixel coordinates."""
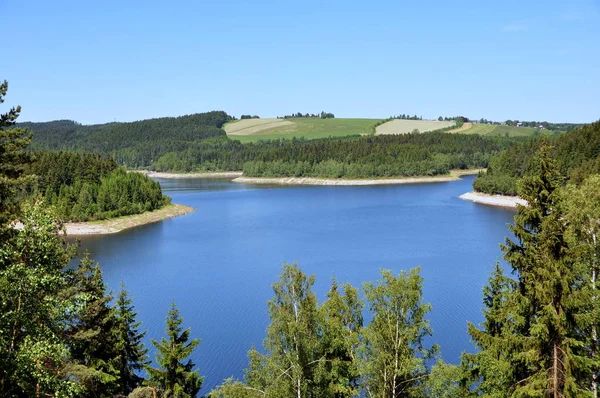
[
  {"left": 228, "top": 118, "right": 381, "bottom": 143},
  {"left": 461, "top": 123, "right": 540, "bottom": 137}
]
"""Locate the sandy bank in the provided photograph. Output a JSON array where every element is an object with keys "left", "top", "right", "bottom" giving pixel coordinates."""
[
  {"left": 142, "top": 171, "right": 243, "bottom": 179},
  {"left": 459, "top": 191, "right": 527, "bottom": 209},
  {"left": 64, "top": 204, "right": 194, "bottom": 235},
  {"left": 233, "top": 170, "right": 484, "bottom": 186}
]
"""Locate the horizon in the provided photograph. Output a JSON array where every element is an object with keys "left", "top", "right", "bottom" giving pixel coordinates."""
[{"left": 3, "top": 0, "right": 599, "bottom": 124}]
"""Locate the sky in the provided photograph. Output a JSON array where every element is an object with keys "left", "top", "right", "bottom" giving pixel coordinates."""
[{"left": 2, "top": 0, "right": 599, "bottom": 124}]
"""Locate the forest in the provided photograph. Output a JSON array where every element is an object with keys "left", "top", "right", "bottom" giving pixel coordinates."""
[
  {"left": 24, "top": 151, "right": 170, "bottom": 222},
  {"left": 22, "top": 111, "right": 233, "bottom": 168},
  {"left": 473, "top": 120, "right": 600, "bottom": 195},
  {"left": 22, "top": 113, "right": 525, "bottom": 179},
  {"left": 152, "top": 133, "right": 519, "bottom": 178}
]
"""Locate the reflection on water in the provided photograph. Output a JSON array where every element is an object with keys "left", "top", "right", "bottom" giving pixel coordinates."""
[{"left": 76, "top": 175, "right": 514, "bottom": 394}]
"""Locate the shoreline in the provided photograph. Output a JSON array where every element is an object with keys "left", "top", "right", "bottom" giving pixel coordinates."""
[
  {"left": 141, "top": 171, "right": 243, "bottom": 179},
  {"left": 232, "top": 169, "right": 484, "bottom": 186},
  {"left": 64, "top": 204, "right": 195, "bottom": 235},
  {"left": 459, "top": 191, "right": 527, "bottom": 209}
]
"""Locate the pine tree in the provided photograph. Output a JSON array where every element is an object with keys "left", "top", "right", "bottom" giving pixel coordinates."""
[
  {"left": 147, "top": 302, "right": 203, "bottom": 398},
  {"left": 469, "top": 145, "right": 593, "bottom": 397},
  {"left": 0, "top": 80, "right": 33, "bottom": 235},
  {"left": 114, "top": 284, "right": 149, "bottom": 395},
  {"left": 358, "top": 267, "right": 438, "bottom": 398},
  {"left": 62, "top": 253, "right": 121, "bottom": 397},
  {"left": 562, "top": 175, "right": 600, "bottom": 397}
]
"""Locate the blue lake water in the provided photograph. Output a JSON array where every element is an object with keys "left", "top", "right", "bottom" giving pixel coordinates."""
[{"left": 76, "top": 175, "right": 515, "bottom": 394}]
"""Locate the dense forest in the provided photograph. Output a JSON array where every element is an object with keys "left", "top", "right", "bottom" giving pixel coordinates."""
[
  {"left": 473, "top": 120, "right": 600, "bottom": 195},
  {"left": 23, "top": 111, "right": 232, "bottom": 168},
  {"left": 24, "top": 152, "right": 170, "bottom": 222},
  {"left": 24, "top": 114, "right": 525, "bottom": 179},
  {"left": 153, "top": 133, "right": 520, "bottom": 178}
]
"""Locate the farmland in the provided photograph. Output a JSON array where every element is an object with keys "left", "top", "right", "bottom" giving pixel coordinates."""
[
  {"left": 457, "top": 123, "right": 541, "bottom": 137},
  {"left": 375, "top": 120, "right": 455, "bottom": 135},
  {"left": 224, "top": 118, "right": 380, "bottom": 143}
]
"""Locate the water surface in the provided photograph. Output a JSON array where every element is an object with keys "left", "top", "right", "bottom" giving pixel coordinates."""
[{"left": 77, "top": 176, "right": 514, "bottom": 393}]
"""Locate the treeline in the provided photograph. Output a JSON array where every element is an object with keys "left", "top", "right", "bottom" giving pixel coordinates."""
[
  {"left": 240, "top": 115, "right": 259, "bottom": 119},
  {"left": 26, "top": 152, "right": 170, "bottom": 221},
  {"left": 23, "top": 111, "right": 233, "bottom": 168},
  {"left": 153, "top": 132, "right": 518, "bottom": 178},
  {"left": 473, "top": 120, "right": 600, "bottom": 195},
  {"left": 278, "top": 111, "right": 335, "bottom": 119}
]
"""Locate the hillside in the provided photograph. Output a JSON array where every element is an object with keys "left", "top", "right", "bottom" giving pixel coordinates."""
[
  {"left": 473, "top": 120, "right": 600, "bottom": 195},
  {"left": 375, "top": 119, "right": 455, "bottom": 135},
  {"left": 224, "top": 117, "right": 379, "bottom": 142},
  {"left": 22, "top": 111, "right": 233, "bottom": 168}
]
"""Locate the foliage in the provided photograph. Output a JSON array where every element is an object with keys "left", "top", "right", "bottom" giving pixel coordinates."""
[
  {"left": 474, "top": 121, "right": 600, "bottom": 195},
  {"left": 24, "top": 111, "right": 233, "bottom": 168},
  {"left": 147, "top": 303, "right": 203, "bottom": 398},
  {"left": 359, "top": 268, "right": 438, "bottom": 398},
  {"left": 26, "top": 151, "right": 170, "bottom": 221},
  {"left": 468, "top": 146, "right": 596, "bottom": 396}
]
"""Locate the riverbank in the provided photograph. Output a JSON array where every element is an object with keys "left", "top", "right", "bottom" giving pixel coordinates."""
[
  {"left": 141, "top": 171, "right": 243, "bottom": 179},
  {"left": 64, "top": 204, "right": 194, "bottom": 235},
  {"left": 459, "top": 191, "right": 527, "bottom": 209},
  {"left": 232, "top": 169, "right": 484, "bottom": 186}
]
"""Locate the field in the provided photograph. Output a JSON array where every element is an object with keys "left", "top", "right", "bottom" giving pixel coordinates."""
[
  {"left": 224, "top": 118, "right": 380, "bottom": 143},
  {"left": 375, "top": 120, "right": 455, "bottom": 135},
  {"left": 456, "top": 123, "right": 540, "bottom": 137}
]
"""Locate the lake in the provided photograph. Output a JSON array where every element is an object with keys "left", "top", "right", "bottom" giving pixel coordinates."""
[{"left": 76, "top": 175, "right": 515, "bottom": 394}]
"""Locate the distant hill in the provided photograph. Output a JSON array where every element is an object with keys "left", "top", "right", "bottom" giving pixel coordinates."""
[
  {"left": 473, "top": 120, "right": 600, "bottom": 195},
  {"left": 375, "top": 120, "right": 455, "bottom": 135},
  {"left": 224, "top": 118, "right": 380, "bottom": 143},
  {"left": 22, "top": 111, "right": 233, "bottom": 168}
]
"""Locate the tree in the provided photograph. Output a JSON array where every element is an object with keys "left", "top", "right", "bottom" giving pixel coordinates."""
[
  {"left": 0, "top": 80, "right": 33, "bottom": 237},
  {"left": 114, "top": 284, "right": 149, "bottom": 395},
  {"left": 358, "top": 268, "right": 438, "bottom": 398},
  {"left": 62, "top": 253, "right": 121, "bottom": 397},
  {"left": 562, "top": 175, "right": 600, "bottom": 397},
  {"left": 314, "top": 280, "right": 363, "bottom": 397},
  {"left": 0, "top": 202, "right": 81, "bottom": 397},
  {"left": 469, "top": 145, "right": 594, "bottom": 397},
  {"left": 147, "top": 303, "right": 203, "bottom": 398},
  {"left": 245, "top": 263, "right": 320, "bottom": 398}
]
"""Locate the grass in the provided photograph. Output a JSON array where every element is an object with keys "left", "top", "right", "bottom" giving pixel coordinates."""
[
  {"left": 226, "top": 118, "right": 381, "bottom": 143},
  {"left": 457, "top": 123, "right": 540, "bottom": 137}
]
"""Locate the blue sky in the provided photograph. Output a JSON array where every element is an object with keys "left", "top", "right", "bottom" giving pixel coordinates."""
[{"left": 2, "top": 0, "right": 599, "bottom": 124}]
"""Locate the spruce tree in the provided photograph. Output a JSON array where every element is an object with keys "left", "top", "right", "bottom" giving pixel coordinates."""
[
  {"left": 0, "top": 80, "right": 33, "bottom": 236},
  {"left": 469, "top": 145, "right": 593, "bottom": 396},
  {"left": 62, "top": 253, "right": 121, "bottom": 397},
  {"left": 114, "top": 283, "right": 149, "bottom": 395},
  {"left": 147, "top": 302, "right": 203, "bottom": 398}
]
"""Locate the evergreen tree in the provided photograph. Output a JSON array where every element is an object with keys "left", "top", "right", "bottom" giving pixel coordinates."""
[
  {"left": 0, "top": 80, "right": 33, "bottom": 238},
  {"left": 469, "top": 145, "right": 594, "bottom": 396},
  {"left": 562, "top": 175, "right": 600, "bottom": 397},
  {"left": 62, "top": 253, "right": 121, "bottom": 397},
  {"left": 114, "top": 283, "right": 150, "bottom": 395},
  {"left": 147, "top": 303, "right": 203, "bottom": 398},
  {"left": 358, "top": 267, "right": 438, "bottom": 398}
]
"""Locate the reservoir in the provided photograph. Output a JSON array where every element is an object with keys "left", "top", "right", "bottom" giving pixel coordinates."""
[{"left": 77, "top": 175, "right": 515, "bottom": 394}]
